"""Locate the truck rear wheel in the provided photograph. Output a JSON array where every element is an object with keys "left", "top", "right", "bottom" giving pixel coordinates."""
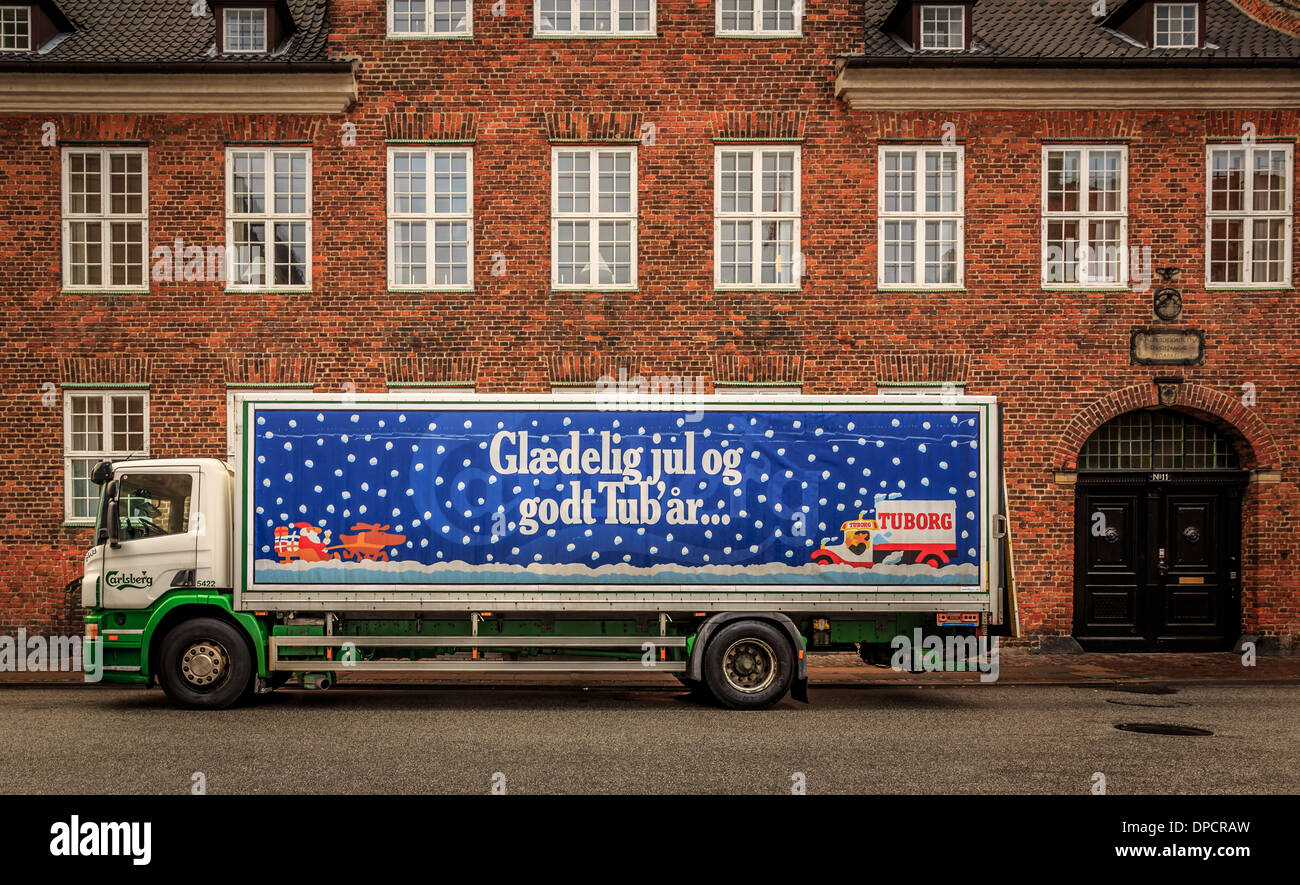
[
  {"left": 157, "top": 618, "right": 254, "bottom": 709},
  {"left": 702, "top": 620, "right": 794, "bottom": 710}
]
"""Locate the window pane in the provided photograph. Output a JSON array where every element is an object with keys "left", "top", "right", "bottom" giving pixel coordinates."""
[
  {"left": 720, "top": 0, "right": 754, "bottom": 30},
  {"left": 108, "top": 152, "right": 144, "bottom": 215},
  {"left": 109, "top": 222, "right": 144, "bottom": 287},
  {"left": 0, "top": 7, "right": 31, "bottom": 50},
  {"left": 557, "top": 152, "right": 590, "bottom": 213},
  {"left": 557, "top": 221, "right": 590, "bottom": 284},
  {"left": 761, "top": 0, "right": 796, "bottom": 31},
  {"left": 579, "top": 0, "right": 612, "bottom": 31},
  {"left": 597, "top": 221, "right": 632, "bottom": 284},
  {"left": 924, "top": 219, "right": 957, "bottom": 284},
  {"left": 760, "top": 151, "right": 795, "bottom": 213},
  {"left": 395, "top": 220, "right": 427, "bottom": 286},
  {"left": 1209, "top": 149, "right": 1244, "bottom": 213},
  {"left": 1045, "top": 219, "right": 1080, "bottom": 283},
  {"left": 70, "top": 395, "right": 103, "bottom": 453},
  {"left": 924, "top": 150, "right": 958, "bottom": 213},
  {"left": 433, "top": 220, "right": 469, "bottom": 285},
  {"left": 432, "top": 0, "right": 469, "bottom": 32},
  {"left": 232, "top": 153, "right": 266, "bottom": 215},
  {"left": 71, "top": 459, "right": 100, "bottom": 520},
  {"left": 597, "top": 151, "right": 632, "bottom": 214},
  {"left": 760, "top": 220, "right": 794, "bottom": 283},
  {"left": 618, "top": 0, "right": 651, "bottom": 31},
  {"left": 273, "top": 222, "right": 308, "bottom": 285},
  {"left": 720, "top": 152, "right": 753, "bottom": 213},
  {"left": 68, "top": 153, "right": 102, "bottom": 215},
  {"left": 393, "top": 0, "right": 428, "bottom": 32},
  {"left": 539, "top": 0, "right": 571, "bottom": 30},
  {"left": 1252, "top": 148, "right": 1287, "bottom": 213},
  {"left": 883, "top": 151, "right": 915, "bottom": 213},
  {"left": 920, "top": 5, "right": 963, "bottom": 49},
  {"left": 110, "top": 395, "right": 145, "bottom": 452},
  {"left": 432, "top": 151, "right": 469, "bottom": 215},
  {"left": 1208, "top": 218, "right": 1242, "bottom": 284},
  {"left": 1088, "top": 150, "right": 1122, "bottom": 213},
  {"left": 232, "top": 221, "right": 266, "bottom": 285},
  {"left": 68, "top": 222, "right": 103, "bottom": 287},
  {"left": 393, "top": 151, "right": 427, "bottom": 214},
  {"left": 1046, "top": 151, "right": 1080, "bottom": 213},
  {"left": 719, "top": 220, "right": 753, "bottom": 284},
  {"left": 883, "top": 220, "right": 915, "bottom": 285},
  {"left": 1251, "top": 218, "right": 1285, "bottom": 284},
  {"left": 274, "top": 153, "right": 308, "bottom": 215},
  {"left": 226, "top": 8, "right": 267, "bottom": 51},
  {"left": 1087, "top": 219, "right": 1121, "bottom": 283}
]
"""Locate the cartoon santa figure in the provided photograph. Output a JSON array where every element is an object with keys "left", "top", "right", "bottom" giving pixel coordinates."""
[{"left": 294, "top": 523, "right": 330, "bottom": 561}]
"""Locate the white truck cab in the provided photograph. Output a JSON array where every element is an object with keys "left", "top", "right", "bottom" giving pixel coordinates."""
[{"left": 82, "top": 459, "right": 234, "bottom": 611}]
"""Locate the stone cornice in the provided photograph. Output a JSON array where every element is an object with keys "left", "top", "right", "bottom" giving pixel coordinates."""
[
  {"left": 835, "top": 65, "right": 1300, "bottom": 110},
  {"left": 0, "top": 70, "right": 356, "bottom": 114}
]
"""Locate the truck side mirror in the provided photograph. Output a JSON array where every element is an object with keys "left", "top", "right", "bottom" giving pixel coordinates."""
[{"left": 106, "top": 499, "right": 121, "bottom": 549}]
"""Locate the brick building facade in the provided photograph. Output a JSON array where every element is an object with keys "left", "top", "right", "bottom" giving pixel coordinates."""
[{"left": 1, "top": 0, "right": 1298, "bottom": 649}]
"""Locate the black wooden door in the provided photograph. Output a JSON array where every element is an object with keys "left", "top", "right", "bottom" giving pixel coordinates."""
[{"left": 1074, "top": 476, "right": 1242, "bottom": 651}]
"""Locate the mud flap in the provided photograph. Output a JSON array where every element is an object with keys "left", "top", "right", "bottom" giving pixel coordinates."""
[{"left": 792, "top": 677, "right": 809, "bottom": 703}]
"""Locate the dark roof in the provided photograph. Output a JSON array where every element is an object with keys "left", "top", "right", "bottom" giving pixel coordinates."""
[
  {"left": 0, "top": 0, "right": 339, "bottom": 68},
  {"left": 855, "top": 0, "right": 1300, "bottom": 65}
]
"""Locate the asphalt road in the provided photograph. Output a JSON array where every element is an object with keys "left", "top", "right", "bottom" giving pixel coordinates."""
[{"left": 1, "top": 682, "right": 1296, "bottom": 794}]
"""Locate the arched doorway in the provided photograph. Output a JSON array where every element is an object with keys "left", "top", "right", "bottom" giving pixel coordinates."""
[{"left": 1073, "top": 409, "right": 1247, "bottom": 651}]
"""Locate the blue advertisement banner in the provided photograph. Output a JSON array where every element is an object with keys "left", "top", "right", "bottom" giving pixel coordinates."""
[{"left": 248, "top": 404, "right": 987, "bottom": 588}]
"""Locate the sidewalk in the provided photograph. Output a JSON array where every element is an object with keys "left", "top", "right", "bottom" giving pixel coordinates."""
[{"left": 4, "top": 651, "right": 1297, "bottom": 687}]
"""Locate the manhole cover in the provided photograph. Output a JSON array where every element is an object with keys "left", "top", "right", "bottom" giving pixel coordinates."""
[
  {"left": 1103, "top": 684, "right": 1179, "bottom": 695},
  {"left": 1115, "top": 722, "right": 1212, "bottom": 736}
]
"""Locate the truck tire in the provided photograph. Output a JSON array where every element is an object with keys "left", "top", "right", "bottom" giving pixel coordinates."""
[
  {"left": 157, "top": 617, "right": 254, "bottom": 709},
  {"left": 701, "top": 620, "right": 794, "bottom": 710}
]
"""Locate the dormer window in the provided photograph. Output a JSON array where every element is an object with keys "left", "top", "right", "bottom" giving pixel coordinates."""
[
  {"left": 883, "top": 0, "right": 974, "bottom": 52},
  {"left": 919, "top": 5, "right": 964, "bottom": 50},
  {"left": 0, "top": 5, "right": 31, "bottom": 51},
  {"left": 1153, "top": 2, "right": 1197, "bottom": 48},
  {"left": 225, "top": 8, "right": 267, "bottom": 52}
]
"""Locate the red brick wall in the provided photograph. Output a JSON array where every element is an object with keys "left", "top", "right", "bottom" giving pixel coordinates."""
[{"left": 1, "top": 0, "right": 1296, "bottom": 644}]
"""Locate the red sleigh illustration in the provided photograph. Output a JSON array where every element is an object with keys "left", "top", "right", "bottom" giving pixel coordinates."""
[{"left": 275, "top": 522, "right": 406, "bottom": 563}]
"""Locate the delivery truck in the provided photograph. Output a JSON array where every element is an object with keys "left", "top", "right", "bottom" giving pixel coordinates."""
[{"left": 80, "top": 392, "right": 1006, "bottom": 709}]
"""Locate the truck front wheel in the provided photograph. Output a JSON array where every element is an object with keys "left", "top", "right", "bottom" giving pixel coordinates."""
[
  {"left": 157, "top": 618, "right": 254, "bottom": 709},
  {"left": 702, "top": 620, "right": 794, "bottom": 710}
]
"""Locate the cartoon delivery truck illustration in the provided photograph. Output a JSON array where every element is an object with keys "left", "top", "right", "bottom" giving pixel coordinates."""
[{"left": 811, "top": 500, "right": 958, "bottom": 569}]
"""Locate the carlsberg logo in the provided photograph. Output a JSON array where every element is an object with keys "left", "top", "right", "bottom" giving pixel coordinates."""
[{"left": 104, "top": 570, "right": 152, "bottom": 589}]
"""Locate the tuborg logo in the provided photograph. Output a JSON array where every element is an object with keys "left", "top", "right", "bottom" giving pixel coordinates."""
[{"left": 104, "top": 570, "right": 152, "bottom": 589}]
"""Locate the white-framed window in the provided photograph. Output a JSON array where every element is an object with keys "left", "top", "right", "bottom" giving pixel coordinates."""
[
  {"left": 224, "top": 8, "right": 268, "bottom": 52},
  {"left": 389, "top": 0, "right": 472, "bottom": 36},
  {"left": 1041, "top": 145, "right": 1128, "bottom": 287},
  {"left": 878, "top": 145, "right": 963, "bottom": 288},
  {"left": 0, "top": 5, "right": 30, "bottom": 50},
  {"left": 387, "top": 147, "right": 474, "bottom": 290},
  {"left": 876, "top": 382, "right": 966, "bottom": 397},
  {"left": 534, "top": 0, "right": 655, "bottom": 36},
  {"left": 714, "top": 146, "right": 801, "bottom": 289},
  {"left": 64, "top": 390, "right": 149, "bottom": 524},
  {"left": 551, "top": 146, "right": 637, "bottom": 289},
  {"left": 225, "top": 148, "right": 312, "bottom": 291},
  {"left": 61, "top": 148, "right": 148, "bottom": 291},
  {"left": 1206, "top": 144, "right": 1293, "bottom": 287},
  {"left": 716, "top": 0, "right": 801, "bottom": 36},
  {"left": 226, "top": 387, "right": 312, "bottom": 462},
  {"left": 919, "top": 4, "right": 964, "bottom": 50},
  {"left": 1153, "top": 3, "right": 1198, "bottom": 49}
]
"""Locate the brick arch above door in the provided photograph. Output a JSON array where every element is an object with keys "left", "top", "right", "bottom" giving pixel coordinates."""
[{"left": 1054, "top": 383, "right": 1280, "bottom": 472}]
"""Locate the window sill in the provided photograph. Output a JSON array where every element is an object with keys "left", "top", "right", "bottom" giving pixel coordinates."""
[
  {"left": 62, "top": 289, "right": 149, "bottom": 296},
  {"left": 876, "top": 287, "right": 967, "bottom": 293},
  {"left": 532, "top": 32, "right": 658, "bottom": 39},
  {"left": 551, "top": 288, "right": 639, "bottom": 293},
  {"left": 715, "top": 32, "right": 803, "bottom": 39},
  {"left": 61, "top": 521, "right": 94, "bottom": 529},
  {"left": 714, "top": 286, "right": 802, "bottom": 292},
  {"left": 386, "top": 33, "right": 474, "bottom": 40},
  {"left": 388, "top": 287, "right": 475, "bottom": 294},
  {"left": 1204, "top": 284, "right": 1294, "bottom": 291},
  {"left": 1040, "top": 285, "right": 1131, "bottom": 292},
  {"left": 224, "top": 288, "right": 313, "bottom": 294}
]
